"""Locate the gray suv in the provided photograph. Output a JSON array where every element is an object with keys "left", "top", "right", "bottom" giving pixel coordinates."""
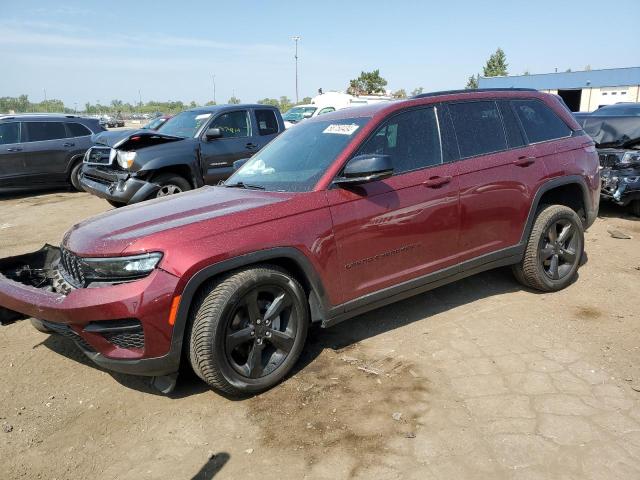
[{"left": 0, "top": 114, "right": 104, "bottom": 193}]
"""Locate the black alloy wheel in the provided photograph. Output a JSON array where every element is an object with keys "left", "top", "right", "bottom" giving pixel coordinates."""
[{"left": 539, "top": 219, "right": 579, "bottom": 281}]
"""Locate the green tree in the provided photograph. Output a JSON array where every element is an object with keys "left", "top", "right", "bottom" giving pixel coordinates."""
[
  {"left": 411, "top": 87, "right": 424, "bottom": 96},
  {"left": 482, "top": 48, "right": 508, "bottom": 77},
  {"left": 300, "top": 96, "right": 312, "bottom": 104},
  {"left": 205, "top": 100, "right": 217, "bottom": 106},
  {"left": 392, "top": 89, "right": 407, "bottom": 99},
  {"left": 228, "top": 96, "right": 240, "bottom": 104},
  {"left": 257, "top": 98, "right": 280, "bottom": 107},
  {"left": 347, "top": 69, "right": 387, "bottom": 95},
  {"left": 279, "top": 96, "right": 293, "bottom": 112},
  {"left": 465, "top": 74, "right": 478, "bottom": 89},
  {"left": 189, "top": 101, "right": 197, "bottom": 108}
]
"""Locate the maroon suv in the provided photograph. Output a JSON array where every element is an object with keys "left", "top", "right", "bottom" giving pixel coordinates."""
[{"left": 0, "top": 89, "right": 599, "bottom": 395}]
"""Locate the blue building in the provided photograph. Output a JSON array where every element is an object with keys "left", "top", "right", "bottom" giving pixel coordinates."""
[{"left": 478, "top": 67, "right": 640, "bottom": 112}]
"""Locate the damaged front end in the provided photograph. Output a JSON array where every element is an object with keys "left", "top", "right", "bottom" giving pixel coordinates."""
[
  {"left": 598, "top": 149, "right": 640, "bottom": 207},
  {"left": 80, "top": 131, "right": 184, "bottom": 205}
]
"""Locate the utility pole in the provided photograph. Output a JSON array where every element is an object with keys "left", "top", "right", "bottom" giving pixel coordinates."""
[
  {"left": 138, "top": 89, "right": 142, "bottom": 112},
  {"left": 43, "top": 88, "right": 47, "bottom": 112},
  {"left": 212, "top": 74, "right": 216, "bottom": 104},
  {"left": 291, "top": 36, "right": 301, "bottom": 103}
]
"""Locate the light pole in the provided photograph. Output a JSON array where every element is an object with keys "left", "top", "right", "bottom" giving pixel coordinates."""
[
  {"left": 43, "top": 88, "right": 47, "bottom": 112},
  {"left": 212, "top": 74, "right": 216, "bottom": 104},
  {"left": 291, "top": 36, "right": 301, "bottom": 104},
  {"left": 138, "top": 89, "right": 142, "bottom": 112}
]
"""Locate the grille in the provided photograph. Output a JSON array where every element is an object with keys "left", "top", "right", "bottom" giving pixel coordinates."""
[
  {"left": 103, "top": 330, "right": 145, "bottom": 350},
  {"left": 58, "top": 248, "right": 86, "bottom": 287},
  {"left": 85, "top": 146, "right": 113, "bottom": 165},
  {"left": 599, "top": 153, "right": 620, "bottom": 168},
  {"left": 41, "top": 320, "right": 94, "bottom": 351}
]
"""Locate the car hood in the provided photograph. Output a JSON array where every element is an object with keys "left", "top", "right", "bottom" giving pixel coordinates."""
[
  {"left": 63, "top": 186, "right": 295, "bottom": 256},
  {"left": 578, "top": 115, "right": 640, "bottom": 149},
  {"left": 92, "top": 129, "right": 184, "bottom": 150}
]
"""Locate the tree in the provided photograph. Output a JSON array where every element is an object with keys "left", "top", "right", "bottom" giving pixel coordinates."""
[
  {"left": 205, "top": 100, "right": 217, "bottom": 106},
  {"left": 189, "top": 101, "right": 197, "bottom": 108},
  {"left": 392, "top": 89, "right": 407, "bottom": 99},
  {"left": 228, "top": 96, "right": 240, "bottom": 104},
  {"left": 411, "top": 87, "right": 424, "bottom": 96},
  {"left": 279, "top": 96, "right": 293, "bottom": 112},
  {"left": 300, "top": 96, "right": 312, "bottom": 104},
  {"left": 257, "top": 98, "right": 279, "bottom": 107},
  {"left": 347, "top": 69, "right": 387, "bottom": 96},
  {"left": 465, "top": 74, "right": 478, "bottom": 89},
  {"left": 482, "top": 48, "right": 508, "bottom": 77}
]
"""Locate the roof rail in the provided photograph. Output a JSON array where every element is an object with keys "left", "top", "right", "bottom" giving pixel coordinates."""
[{"left": 413, "top": 88, "right": 538, "bottom": 99}]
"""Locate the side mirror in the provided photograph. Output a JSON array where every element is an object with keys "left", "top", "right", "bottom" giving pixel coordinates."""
[
  {"left": 205, "top": 127, "right": 222, "bottom": 140},
  {"left": 233, "top": 158, "right": 249, "bottom": 170},
  {"left": 333, "top": 154, "right": 393, "bottom": 186}
]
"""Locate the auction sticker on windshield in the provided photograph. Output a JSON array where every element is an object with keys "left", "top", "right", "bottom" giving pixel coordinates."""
[{"left": 323, "top": 124, "right": 360, "bottom": 135}]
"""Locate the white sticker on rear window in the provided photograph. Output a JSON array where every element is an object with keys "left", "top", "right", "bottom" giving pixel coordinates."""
[
  {"left": 323, "top": 124, "right": 359, "bottom": 135},
  {"left": 195, "top": 114, "right": 212, "bottom": 120}
]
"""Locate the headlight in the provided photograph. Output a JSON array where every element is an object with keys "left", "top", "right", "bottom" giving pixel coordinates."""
[
  {"left": 80, "top": 252, "right": 162, "bottom": 281},
  {"left": 116, "top": 150, "right": 137, "bottom": 169},
  {"left": 620, "top": 152, "right": 640, "bottom": 165}
]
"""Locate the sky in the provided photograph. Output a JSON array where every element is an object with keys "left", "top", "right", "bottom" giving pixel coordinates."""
[{"left": 1, "top": 0, "right": 639, "bottom": 108}]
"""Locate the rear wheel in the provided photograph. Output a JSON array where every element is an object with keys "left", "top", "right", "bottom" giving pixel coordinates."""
[
  {"left": 151, "top": 173, "right": 191, "bottom": 199},
  {"left": 188, "top": 265, "right": 309, "bottom": 396},
  {"left": 629, "top": 200, "right": 640, "bottom": 217},
  {"left": 512, "top": 205, "right": 584, "bottom": 292},
  {"left": 69, "top": 161, "right": 84, "bottom": 191}
]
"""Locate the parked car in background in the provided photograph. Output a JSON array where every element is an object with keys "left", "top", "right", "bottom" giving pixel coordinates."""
[
  {"left": 0, "top": 89, "right": 598, "bottom": 396},
  {"left": 0, "top": 114, "right": 104, "bottom": 192},
  {"left": 574, "top": 102, "right": 640, "bottom": 216},
  {"left": 79, "top": 104, "right": 284, "bottom": 206},
  {"left": 142, "top": 115, "right": 172, "bottom": 131}
]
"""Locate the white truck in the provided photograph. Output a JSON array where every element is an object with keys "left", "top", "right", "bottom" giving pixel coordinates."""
[{"left": 282, "top": 91, "right": 392, "bottom": 128}]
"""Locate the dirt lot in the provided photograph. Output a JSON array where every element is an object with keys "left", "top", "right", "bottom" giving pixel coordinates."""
[{"left": 1, "top": 190, "right": 640, "bottom": 480}]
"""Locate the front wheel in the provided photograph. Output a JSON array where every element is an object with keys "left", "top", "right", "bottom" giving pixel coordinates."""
[
  {"left": 512, "top": 205, "right": 584, "bottom": 292},
  {"left": 69, "top": 162, "right": 84, "bottom": 191},
  {"left": 188, "top": 265, "right": 309, "bottom": 396},
  {"left": 151, "top": 173, "right": 191, "bottom": 199}
]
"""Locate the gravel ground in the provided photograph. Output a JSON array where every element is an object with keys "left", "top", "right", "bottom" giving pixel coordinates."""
[{"left": 1, "top": 189, "right": 639, "bottom": 479}]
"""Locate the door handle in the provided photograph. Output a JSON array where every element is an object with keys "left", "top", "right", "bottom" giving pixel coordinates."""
[
  {"left": 63, "top": 142, "right": 75, "bottom": 147},
  {"left": 6, "top": 147, "right": 22, "bottom": 152},
  {"left": 245, "top": 142, "right": 258, "bottom": 150},
  {"left": 514, "top": 156, "right": 536, "bottom": 167},
  {"left": 422, "top": 175, "right": 452, "bottom": 188}
]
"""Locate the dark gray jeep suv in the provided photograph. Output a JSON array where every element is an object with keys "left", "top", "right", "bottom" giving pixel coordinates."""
[{"left": 0, "top": 114, "right": 104, "bottom": 193}]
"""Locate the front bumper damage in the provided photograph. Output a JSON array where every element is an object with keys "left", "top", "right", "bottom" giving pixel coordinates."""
[
  {"left": 80, "top": 165, "right": 161, "bottom": 205},
  {"left": 600, "top": 167, "right": 640, "bottom": 206},
  {"left": 0, "top": 246, "right": 182, "bottom": 391}
]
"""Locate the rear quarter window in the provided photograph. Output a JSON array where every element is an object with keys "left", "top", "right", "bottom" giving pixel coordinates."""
[
  {"left": 448, "top": 101, "right": 507, "bottom": 158},
  {"left": 511, "top": 99, "right": 572, "bottom": 144},
  {"left": 255, "top": 109, "right": 279, "bottom": 136},
  {"left": 66, "top": 122, "right": 92, "bottom": 137}
]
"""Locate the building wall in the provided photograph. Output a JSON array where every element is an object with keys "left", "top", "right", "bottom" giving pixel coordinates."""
[{"left": 578, "top": 85, "right": 640, "bottom": 111}]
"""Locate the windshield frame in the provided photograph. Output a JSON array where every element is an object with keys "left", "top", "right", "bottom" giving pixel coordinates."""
[
  {"left": 157, "top": 110, "right": 214, "bottom": 138},
  {"left": 225, "top": 115, "right": 372, "bottom": 193}
]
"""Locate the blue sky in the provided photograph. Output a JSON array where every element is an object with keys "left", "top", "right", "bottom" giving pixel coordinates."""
[{"left": 1, "top": 0, "right": 638, "bottom": 107}]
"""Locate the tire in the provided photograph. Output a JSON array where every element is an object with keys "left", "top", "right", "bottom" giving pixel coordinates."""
[
  {"left": 188, "top": 265, "right": 309, "bottom": 396},
  {"left": 512, "top": 205, "right": 584, "bottom": 292},
  {"left": 107, "top": 200, "right": 125, "bottom": 208},
  {"left": 629, "top": 200, "right": 640, "bottom": 218},
  {"left": 69, "top": 161, "right": 84, "bottom": 191},
  {"left": 150, "top": 173, "right": 191, "bottom": 199}
]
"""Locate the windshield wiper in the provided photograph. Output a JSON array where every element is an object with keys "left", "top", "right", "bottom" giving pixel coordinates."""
[{"left": 224, "top": 181, "right": 266, "bottom": 190}]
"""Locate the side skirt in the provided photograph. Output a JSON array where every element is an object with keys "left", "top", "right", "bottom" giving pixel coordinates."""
[{"left": 323, "top": 245, "right": 524, "bottom": 328}]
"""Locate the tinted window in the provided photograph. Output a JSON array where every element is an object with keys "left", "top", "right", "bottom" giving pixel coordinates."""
[
  {"left": 211, "top": 111, "right": 250, "bottom": 138},
  {"left": 255, "top": 109, "right": 279, "bottom": 136},
  {"left": 25, "top": 122, "right": 67, "bottom": 142},
  {"left": 511, "top": 100, "right": 571, "bottom": 143},
  {"left": 356, "top": 107, "right": 442, "bottom": 174},
  {"left": 0, "top": 122, "right": 20, "bottom": 145},
  {"left": 449, "top": 101, "right": 507, "bottom": 158},
  {"left": 66, "top": 122, "right": 91, "bottom": 137},
  {"left": 498, "top": 101, "right": 526, "bottom": 148}
]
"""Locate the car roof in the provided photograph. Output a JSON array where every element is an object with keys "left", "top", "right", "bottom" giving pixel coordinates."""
[
  {"left": 184, "top": 104, "right": 277, "bottom": 114},
  {"left": 0, "top": 113, "right": 96, "bottom": 122}
]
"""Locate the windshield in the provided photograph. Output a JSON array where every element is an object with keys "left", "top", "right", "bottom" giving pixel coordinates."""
[
  {"left": 282, "top": 106, "right": 317, "bottom": 123},
  {"left": 226, "top": 117, "right": 370, "bottom": 192},
  {"left": 157, "top": 111, "right": 212, "bottom": 137}
]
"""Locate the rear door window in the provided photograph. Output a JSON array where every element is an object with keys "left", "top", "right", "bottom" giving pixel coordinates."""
[
  {"left": 0, "top": 122, "right": 21, "bottom": 145},
  {"left": 24, "top": 122, "right": 67, "bottom": 142},
  {"left": 356, "top": 106, "right": 443, "bottom": 174},
  {"left": 511, "top": 99, "right": 572, "bottom": 144},
  {"left": 254, "top": 109, "right": 279, "bottom": 136},
  {"left": 448, "top": 101, "right": 507, "bottom": 158},
  {"left": 211, "top": 111, "right": 251, "bottom": 138},
  {"left": 66, "top": 122, "right": 92, "bottom": 137},
  {"left": 498, "top": 101, "right": 526, "bottom": 148}
]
